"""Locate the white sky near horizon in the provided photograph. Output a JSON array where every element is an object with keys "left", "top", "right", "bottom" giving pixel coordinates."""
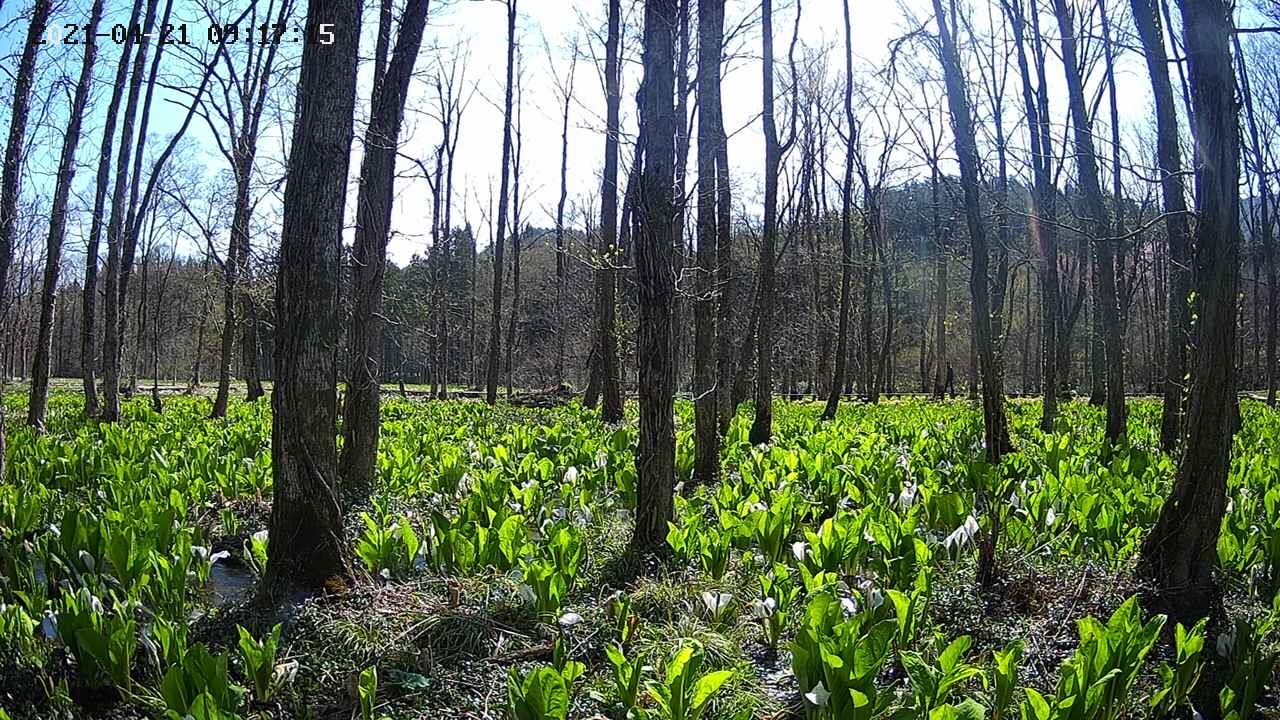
[{"left": 2, "top": 0, "right": 1234, "bottom": 269}]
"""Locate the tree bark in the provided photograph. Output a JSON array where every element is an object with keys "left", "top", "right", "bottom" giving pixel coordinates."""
[
  {"left": 713, "top": 86, "right": 734, "bottom": 432},
  {"left": 631, "top": 0, "right": 678, "bottom": 553},
  {"left": 339, "top": 0, "right": 431, "bottom": 500},
  {"left": 485, "top": 0, "right": 518, "bottom": 405},
  {"left": 749, "top": 0, "right": 799, "bottom": 444},
  {"left": 1138, "top": 0, "right": 1239, "bottom": 701},
  {"left": 1004, "top": 0, "right": 1059, "bottom": 430},
  {"left": 505, "top": 71, "right": 524, "bottom": 399},
  {"left": 101, "top": 0, "right": 162, "bottom": 422},
  {"left": 694, "top": 0, "right": 725, "bottom": 483},
  {"left": 931, "top": 0, "right": 1012, "bottom": 465},
  {"left": 82, "top": 0, "right": 145, "bottom": 419},
  {"left": 593, "top": 0, "right": 624, "bottom": 423},
  {"left": 1234, "top": 36, "right": 1276, "bottom": 407},
  {"left": 0, "top": 0, "right": 51, "bottom": 478},
  {"left": 28, "top": 0, "right": 103, "bottom": 430},
  {"left": 824, "top": 0, "right": 856, "bottom": 420},
  {"left": 264, "top": 0, "right": 363, "bottom": 596},
  {"left": 554, "top": 52, "right": 576, "bottom": 388},
  {"left": 1052, "top": 0, "right": 1126, "bottom": 445}
]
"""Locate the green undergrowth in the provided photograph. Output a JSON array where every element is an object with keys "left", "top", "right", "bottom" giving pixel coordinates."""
[{"left": 0, "top": 391, "right": 1277, "bottom": 719}]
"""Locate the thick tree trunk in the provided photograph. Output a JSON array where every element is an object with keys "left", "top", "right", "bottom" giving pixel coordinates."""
[
  {"left": 631, "top": 0, "right": 677, "bottom": 553},
  {"left": 1052, "top": 0, "right": 1126, "bottom": 445},
  {"left": 28, "top": 0, "right": 102, "bottom": 431},
  {"left": 694, "top": 0, "right": 724, "bottom": 484},
  {"left": 485, "top": 0, "right": 518, "bottom": 405},
  {"left": 339, "top": 0, "right": 431, "bottom": 500},
  {"left": 824, "top": 0, "right": 855, "bottom": 420},
  {"left": 593, "top": 0, "right": 624, "bottom": 423},
  {"left": 264, "top": 0, "right": 363, "bottom": 596},
  {"left": 1139, "top": 2, "right": 1238, "bottom": 708}
]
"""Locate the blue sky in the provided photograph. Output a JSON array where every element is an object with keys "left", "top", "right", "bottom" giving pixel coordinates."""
[{"left": 0, "top": 0, "right": 1225, "bottom": 269}]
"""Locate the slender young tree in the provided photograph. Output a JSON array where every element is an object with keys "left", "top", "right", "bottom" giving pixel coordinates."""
[
  {"left": 0, "top": 0, "right": 52, "bottom": 478},
  {"left": 28, "top": 0, "right": 105, "bottom": 430},
  {"left": 592, "top": 0, "right": 625, "bottom": 423},
  {"left": 713, "top": 27, "right": 735, "bottom": 433},
  {"left": 504, "top": 57, "right": 524, "bottom": 398},
  {"left": 1138, "top": 0, "right": 1239, "bottom": 703},
  {"left": 485, "top": 0, "right": 518, "bottom": 405},
  {"left": 339, "top": 0, "right": 432, "bottom": 500},
  {"left": 1003, "top": 0, "right": 1060, "bottom": 430},
  {"left": 206, "top": 0, "right": 294, "bottom": 417},
  {"left": 823, "top": 0, "right": 856, "bottom": 420},
  {"left": 694, "top": 0, "right": 726, "bottom": 482},
  {"left": 264, "top": 0, "right": 363, "bottom": 595},
  {"left": 749, "top": 0, "right": 800, "bottom": 444},
  {"left": 82, "top": 0, "right": 146, "bottom": 418},
  {"left": 930, "top": 0, "right": 1012, "bottom": 461},
  {"left": 552, "top": 39, "right": 577, "bottom": 387},
  {"left": 1236, "top": 36, "right": 1276, "bottom": 407},
  {"left": 631, "top": 0, "right": 678, "bottom": 553},
  {"left": 1051, "top": 0, "right": 1126, "bottom": 445},
  {"left": 101, "top": 0, "right": 163, "bottom": 422}
]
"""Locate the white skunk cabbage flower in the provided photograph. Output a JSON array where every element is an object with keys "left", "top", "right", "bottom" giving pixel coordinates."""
[
  {"left": 944, "top": 514, "right": 980, "bottom": 553},
  {"left": 803, "top": 681, "right": 830, "bottom": 707},
  {"left": 897, "top": 482, "right": 917, "bottom": 510},
  {"left": 791, "top": 541, "right": 808, "bottom": 563},
  {"left": 751, "top": 597, "right": 778, "bottom": 619},
  {"left": 700, "top": 591, "right": 733, "bottom": 617}
]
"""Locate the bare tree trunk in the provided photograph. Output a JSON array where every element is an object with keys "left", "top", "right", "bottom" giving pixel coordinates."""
[
  {"left": 930, "top": 169, "right": 949, "bottom": 399},
  {"left": 1139, "top": 1, "right": 1238, "bottom": 707},
  {"left": 82, "top": 0, "right": 145, "bottom": 418},
  {"left": 1235, "top": 37, "right": 1277, "bottom": 406},
  {"left": 1004, "top": 0, "right": 1059, "bottom": 430},
  {"left": 28, "top": 0, "right": 103, "bottom": 430},
  {"left": 694, "top": 0, "right": 725, "bottom": 483},
  {"left": 631, "top": 0, "right": 678, "bottom": 553},
  {"left": 505, "top": 69, "right": 524, "bottom": 399},
  {"left": 931, "top": 0, "right": 1012, "bottom": 465},
  {"left": 749, "top": 0, "right": 799, "bottom": 444},
  {"left": 553, "top": 51, "right": 576, "bottom": 388},
  {"left": 264, "top": 0, "right": 363, "bottom": 597},
  {"left": 190, "top": 261, "right": 211, "bottom": 391},
  {"left": 1052, "top": 0, "right": 1126, "bottom": 445},
  {"left": 713, "top": 94, "right": 734, "bottom": 432},
  {"left": 101, "top": 0, "right": 162, "bottom": 422},
  {"left": 593, "top": 0, "right": 624, "bottom": 423},
  {"left": 0, "top": 0, "right": 51, "bottom": 477},
  {"left": 339, "top": 0, "right": 431, "bottom": 500},
  {"left": 824, "top": 0, "right": 855, "bottom": 420},
  {"left": 671, "top": 0, "right": 691, "bottom": 393},
  {"left": 485, "top": 0, "right": 518, "bottom": 405}
]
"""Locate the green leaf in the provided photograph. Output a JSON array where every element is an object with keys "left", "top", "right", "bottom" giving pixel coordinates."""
[{"left": 691, "top": 669, "right": 735, "bottom": 711}]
